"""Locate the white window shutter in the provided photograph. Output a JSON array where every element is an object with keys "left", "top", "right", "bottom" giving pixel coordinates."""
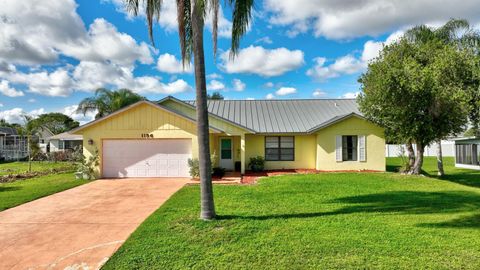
[
  {"left": 335, "top": 135, "right": 342, "bottom": 162},
  {"left": 359, "top": 135, "right": 366, "bottom": 162}
]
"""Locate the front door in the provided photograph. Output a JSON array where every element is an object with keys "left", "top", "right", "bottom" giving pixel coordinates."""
[{"left": 219, "top": 138, "right": 234, "bottom": 170}]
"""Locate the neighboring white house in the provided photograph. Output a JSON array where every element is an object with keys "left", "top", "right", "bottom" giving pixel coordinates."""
[
  {"left": 37, "top": 126, "right": 54, "bottom": 153},
  {"left": 48, "top": 132, "right": 83, "bottom": 152},
  {"left": 453, "top": 137, "right": 480, "bottom": 170},
  {"left": 385, "top": 140, "right": 455, "bottom": 158}
]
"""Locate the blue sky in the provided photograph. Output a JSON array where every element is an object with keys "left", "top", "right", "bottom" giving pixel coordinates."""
[{"left": 1, "top": 0, "right": 479, "bottom": 124}]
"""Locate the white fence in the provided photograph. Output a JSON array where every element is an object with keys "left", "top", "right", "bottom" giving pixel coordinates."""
[{"left": 386, "top": 140, "right": 455, "bottom": 158}]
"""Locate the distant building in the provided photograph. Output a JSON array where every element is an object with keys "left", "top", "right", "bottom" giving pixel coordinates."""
[
  {"left": 0, "top": 127, "right": 28, "bottom": 161},
  {"left": 48, "top": 132, "right": 83, "bottom": 152},
  {"left": 453, "top": 137, "right": 480, "bottom": 170}
]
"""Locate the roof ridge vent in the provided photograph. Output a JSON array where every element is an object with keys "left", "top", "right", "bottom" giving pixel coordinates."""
[{"left": 334, "top": 102, "right": 338, "bottom": 107}]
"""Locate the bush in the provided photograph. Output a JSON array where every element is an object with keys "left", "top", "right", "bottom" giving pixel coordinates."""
[
  {"left": 249, "top": 156, "right": 265, "bottom": 172},
  {"left": 212, "top": 167, "right": 226, "bottom": 178},
  {"left": 187, "top": 158, "right": 200, "bottom": 178},
  {"left": 187, "top": 154, "right": 220, "bottom": 178}
]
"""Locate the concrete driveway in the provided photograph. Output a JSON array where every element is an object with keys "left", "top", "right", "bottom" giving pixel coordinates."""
[{"left": 0, "top": 178, "right": 188, "bottom": 270}]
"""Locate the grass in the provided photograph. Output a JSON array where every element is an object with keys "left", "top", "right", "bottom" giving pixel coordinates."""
[
  {"left": 104, "top": 157, "right": 480, "bottom": 269},
  {"left": 0, "top": 172, "right": 89, "bottom": 211},
  {"left": 0, "top": 161, "right": 75, "bottom": 176}
]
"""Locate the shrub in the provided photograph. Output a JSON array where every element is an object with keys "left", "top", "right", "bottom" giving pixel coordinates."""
[
  {"left": 187, "top": 154, "right": 218, "bottom": 178},
  {"left": 212, "top": 167, "right": 226, "bottom": 178},
  {"left": 75, "top": 148, "right": 99, "bottom": 180},
  {"left": 249, "top": 156, "right": 265, "bottom": 172}
]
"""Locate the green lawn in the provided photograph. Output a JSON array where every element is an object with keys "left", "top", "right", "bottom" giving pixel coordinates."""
[
  {"left": 104, "top": 157, "right": 480, "bottom": 269},
  {"left": 0, "top": 161, "right": 75, "bottom": 176},
  {"left": 0, "top": 172, "right": 89, "bottom": 211}
]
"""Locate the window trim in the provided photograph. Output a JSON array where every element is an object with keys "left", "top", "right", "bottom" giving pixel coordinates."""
[{"left": 264, "top": 136, "right": 295, "bottom": 161}]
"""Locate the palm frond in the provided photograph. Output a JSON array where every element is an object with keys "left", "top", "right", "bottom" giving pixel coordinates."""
[
  {"left": 176, "top": 0, "right": 193, "bottom": 66},
  {"left": 125, "top": 0, "right": 140, "bottom": 15},
  {"left": 210, "top": 0, "right": 219, "bottom": 58},
  {"left": 228, "top": 0, "right": 254, "bottom": 58}
]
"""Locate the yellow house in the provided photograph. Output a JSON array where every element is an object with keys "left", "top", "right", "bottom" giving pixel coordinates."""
[{"left": 71, "top": 96, "right": 385, "bottom": 178}]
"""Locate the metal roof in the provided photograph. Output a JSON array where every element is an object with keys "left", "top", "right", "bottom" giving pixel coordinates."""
[
  {"left": 49, "top": 131, "right": 83, "bottom": 141},
  {"left": 181, "top": 99, "right": 361, "bottom": 133},
  {"left": 0, "top": 127, "right": 18, "bottom": 135}
]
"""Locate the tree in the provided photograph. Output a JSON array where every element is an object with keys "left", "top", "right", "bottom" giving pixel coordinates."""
[
  {"left": 77, "top": 88, "right": 144, "bottom": 119},
  {"left": 20, "top": 116, "right": 41, "bottom": 172},
  {"left": 125, "top": 0, "right": 254, "bottom": 220},
  {"left": 30, "top": 113, "right": 79, "bottom": 134},
  {"left": 405, "top": 19, "right": 480, "bottom": 176},
  {"left": 358, "top": 38, "right": 477, "bottom": 174},
  {"left": 207, "top": 91, "right": 224, "bottom": 100}
]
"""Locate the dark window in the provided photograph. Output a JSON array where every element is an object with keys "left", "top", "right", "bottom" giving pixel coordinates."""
[
  {"left": 265, "top": 136, "right": 294, "bottom": 161},
  {"left": 342, "top": 135, "right": 358, "bottom": 161},
  {"left": 456, "top": 144, "right": 480, "bottom": 165}
]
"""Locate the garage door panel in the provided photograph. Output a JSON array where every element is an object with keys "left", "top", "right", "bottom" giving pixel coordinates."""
[{"left": 102, "top": 139, "right": 192, "bottom": 178}]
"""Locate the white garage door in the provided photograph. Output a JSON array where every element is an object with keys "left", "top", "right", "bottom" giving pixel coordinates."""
[{"left": 102, "top": 139, "right": 192, "bottom": 178}]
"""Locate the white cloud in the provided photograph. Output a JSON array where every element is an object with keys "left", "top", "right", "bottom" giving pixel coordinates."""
[
  {"left": 62, "top": 104, "right": 96, "bottom": 125},
  {"left": 207, "top": 80, "right": 225, "bottom": 91},
  {"left": 28, "top": 98, "right": 36, "bottom": 103},
  {"left": 0, "top": 103, "right": 3, "bottom": 107},
  {"left": 312, "top": 89, "right": 327, "bottom": 97},
  {"left": 307, "top": 56, "right": 364, "bottom": 81},
  {"left": 307, "top": 31, "right": 404, "bottom": 81},
  {"left": 255, "top": 36, "right": 273, "bottom": 44},
  {"left": 0, "top": 1, "right": 152, "bottom": 66},
  {"left": 0, "top": 80, "right": 24, "bottom": 97},
  {"left": 265, "top": 93, "right": 275, "bottom": 99},
  {"left": 219, "top": 46, "right": 304, "bottom": 77},
  {"left": 0, "top": 107, "right": 45, "bottom": 124},
  {"left": 232, "top": 79, "right": 246, "bottom": 91},
  {"left": 246, "top": 97, "right": 255, "bottom": 100},
  {"left": 275, "top": 87, "right": 297, "bottom": 96},
  {"left": 264, "top": 0, "right": 480, "bottom": 40},
  {"left": 341, "top": 92, "right": 360, "bottom": 99},
  {"left": 72, "top": 61, "right": 191, "bottom": 95},
  {"left": 156, "top": 53, "right": 192, "bottom": 74},
  {"left": 207, "top": 73, "right": 222, "bottom": 79},
  {"left": 264, "top": 82, "right": 274, "bottom": 88}
]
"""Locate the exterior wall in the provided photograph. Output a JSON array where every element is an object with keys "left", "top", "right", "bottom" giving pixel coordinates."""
[
  {"left": 161, "top": 99, "right": 248, "bottom": 135},
  {"left": 316, "top": 116, "right": 385, "bottom": 171},
  {"left": 245, "top": 134, "right": 317, "bottom": 170},
  {"left": 77, "top": 103, "right": 199, "bottom": 177}
]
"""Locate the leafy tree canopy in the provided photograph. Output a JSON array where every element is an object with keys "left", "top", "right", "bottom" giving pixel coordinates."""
[
  {"left": 358, "top": 38, "right": 479, "bottom": 173},
  {"left": 29, "top": 113, "right": 79, "bottom": 135},
  {"left": 207, "top": 91, "right": 224, "bottom": 100}
]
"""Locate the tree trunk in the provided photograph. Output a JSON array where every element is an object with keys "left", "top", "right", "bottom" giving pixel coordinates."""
[
  {"left": 436, "top": 139, "right": 444, "bottom": 177},
  {"left": 411, "top": 143, "right": 424, "bottom": 175},
  {"left": 406, "top": 141, "right": 415, "bottom": 172},
  {"left": 192, "top": 1, "right": 215, "bottom": 220}
]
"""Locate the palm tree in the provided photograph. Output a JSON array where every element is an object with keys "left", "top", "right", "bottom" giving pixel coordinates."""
[
  {"left": 77, "top": 88, "right": 144, "bottom": 119},
  {"left": 125, "top": 0, "right": 254, "bottom": 220},
  {"left": 405, "top": 19, "right": 480, "bottom": 176}
]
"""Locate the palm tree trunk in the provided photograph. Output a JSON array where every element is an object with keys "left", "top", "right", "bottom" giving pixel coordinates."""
[
  {"left": 192, "top": 1, "right": 215, "bottom": 220},
  {"left": 436, "top": 138, "right": 445, "bottom": 177}
]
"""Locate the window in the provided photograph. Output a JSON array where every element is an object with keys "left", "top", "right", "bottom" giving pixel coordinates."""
[
  {"left": 342, "top": 135, "right": 358, "bottom": 161},
  {"left": 265, "top": 136, "right": 294, "bottom": 161},
  {"left": 456, "top": 144, "right": 480, "bottom": 165}
]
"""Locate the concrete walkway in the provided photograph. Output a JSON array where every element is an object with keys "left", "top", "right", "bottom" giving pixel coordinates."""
[{"left": 0, "top": 178, "right": 188, "bottom": 270}]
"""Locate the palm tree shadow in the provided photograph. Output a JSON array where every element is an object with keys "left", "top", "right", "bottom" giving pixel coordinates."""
[
  {"left": 218, "top": 191, "right": 480, "bottom": 228},
  {"left": 0, "top": 186, "right": 21, "bottom": 192},
  {"left": 425, "top": 170, "right": 480, "bottom": 189}
]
